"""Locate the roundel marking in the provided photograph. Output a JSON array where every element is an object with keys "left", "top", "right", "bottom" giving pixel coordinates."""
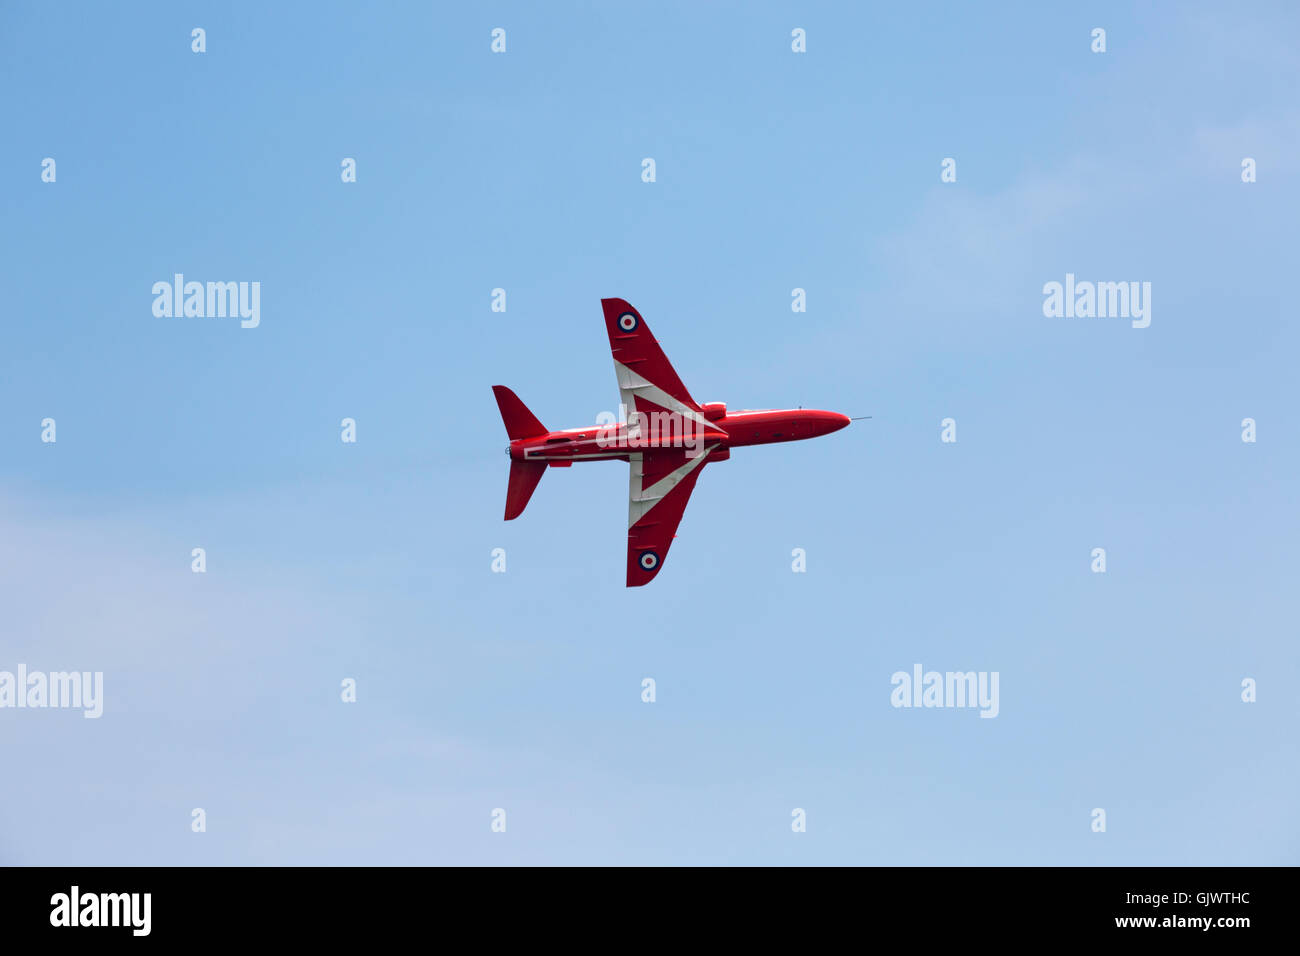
[
  {"left": 638, "top": 550, "right": 659, "bottom": 571},
  {"left": 618, "top": 312, "right": 639, "bottom": 332}
]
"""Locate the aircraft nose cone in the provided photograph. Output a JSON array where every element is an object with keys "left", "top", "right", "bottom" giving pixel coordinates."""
[{"left": 829, "top": 412, "right": 851, "bottom": 433}]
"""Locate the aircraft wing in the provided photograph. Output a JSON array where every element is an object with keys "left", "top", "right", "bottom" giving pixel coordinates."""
[
  {"left": 626, "top": 444, "right": 716, "bottom": 586},
  {"left": 602, "top": 298, "right": 716, "bottom": 436}
]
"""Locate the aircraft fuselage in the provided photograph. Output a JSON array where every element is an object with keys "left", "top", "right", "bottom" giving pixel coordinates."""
[{"left": 508, "top": 408, "right": 850, "bottom": 464}]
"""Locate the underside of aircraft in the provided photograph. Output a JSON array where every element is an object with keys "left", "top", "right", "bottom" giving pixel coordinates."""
[{"left": 494, "top": 298, "right": 850, "bottom": 586}]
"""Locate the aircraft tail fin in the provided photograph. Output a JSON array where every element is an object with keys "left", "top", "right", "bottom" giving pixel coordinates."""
[
  {"left": 504, "top": 460, "right": 547, "bottom": 520},
  {"left": 492, "top": 385, "right": 548, "bottom": 441}
]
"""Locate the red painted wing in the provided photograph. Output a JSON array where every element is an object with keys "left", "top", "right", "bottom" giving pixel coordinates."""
[
  {"left": 626, "top": 445, "right": 714, "bottom": 587},
  {"left": 602, "top": 298, "right": 701, "bottom": 414}
]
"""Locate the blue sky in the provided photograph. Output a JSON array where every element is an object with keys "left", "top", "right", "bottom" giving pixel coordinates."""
[{"left": 1, "top": 1, "right": 1296, "bottom": 864}]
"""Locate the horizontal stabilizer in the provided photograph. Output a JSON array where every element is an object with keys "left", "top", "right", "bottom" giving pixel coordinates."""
[
  {"left": 492, "top": 385, "right": 548, "bottom": 441},
  {"left": 505, "top": 460, "right": 547, "bottom": 520}
]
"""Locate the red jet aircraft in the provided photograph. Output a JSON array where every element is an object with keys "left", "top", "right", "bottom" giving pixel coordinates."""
[{"left": 493, "top": 298, "right": 852, "bottom": 586}]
